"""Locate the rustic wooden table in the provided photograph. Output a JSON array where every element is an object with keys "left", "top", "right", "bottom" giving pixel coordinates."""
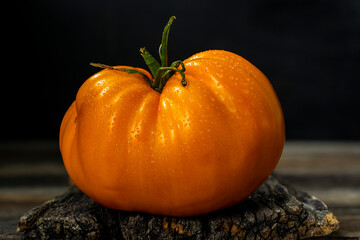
[{"left": 0, "top": 141, "right": 359, "bottom": 239}]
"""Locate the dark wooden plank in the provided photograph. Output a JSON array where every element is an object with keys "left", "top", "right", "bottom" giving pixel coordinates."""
[
  {"left": 0, "top": 140, "right": 61, "bottom": 164},
  {"left": 1, "top": 141, "right": 359, "bottom": 239},
  {"left": 0, "top": 220, "right": 21, "bottom": 240},
  {"left": 276, "top": 141, "right": 360, "bottom": 239}
]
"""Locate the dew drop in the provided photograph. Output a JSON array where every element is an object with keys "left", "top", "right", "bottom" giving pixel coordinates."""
[
  {"left": 95, "top": 79, "right": 105, "bottom": 86},
  {"left": 100, "top": 86, "right": 109, "bottom": 96}
]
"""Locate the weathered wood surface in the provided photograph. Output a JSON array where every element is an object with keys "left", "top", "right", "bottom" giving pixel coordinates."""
[
  {"left": 16, "top": 175, "right": 339, "bottom": 240},
  {"left": 1, "top": 141, "right": 359, "bottom": 239}
]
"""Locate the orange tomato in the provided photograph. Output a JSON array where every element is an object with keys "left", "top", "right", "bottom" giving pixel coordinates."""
[{"left": 60, "top": 17, "right": 285, "bottom": 216}]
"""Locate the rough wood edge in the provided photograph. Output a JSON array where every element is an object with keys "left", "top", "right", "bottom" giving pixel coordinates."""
[{"left": 17, "top": 175, "right": 339, "bottom": 240}]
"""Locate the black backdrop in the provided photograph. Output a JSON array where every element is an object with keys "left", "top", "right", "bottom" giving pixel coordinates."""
[{"left": 3, "top": 0, "right": 360, "bottom": 141}]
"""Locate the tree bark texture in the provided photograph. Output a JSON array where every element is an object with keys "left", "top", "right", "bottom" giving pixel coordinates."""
[{"left": 17, "top": 175, "right": 339, "bottom": 240}]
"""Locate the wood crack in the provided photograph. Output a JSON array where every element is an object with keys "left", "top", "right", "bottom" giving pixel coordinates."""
[{"left": 17, "top": 175, "right": 339, "bottom": 239}]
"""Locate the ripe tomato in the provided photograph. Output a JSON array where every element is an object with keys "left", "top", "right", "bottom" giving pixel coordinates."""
[{"left": 60, "top": 17, "right": 285, "bottom": 216}]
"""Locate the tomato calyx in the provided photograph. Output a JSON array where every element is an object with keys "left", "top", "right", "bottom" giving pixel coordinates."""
[
  {"left": 140, "top": 16, "right": 187, "bottom": 92},
  {"left": 91, "top": 16, "right": 186, "bottom": 93},
  {"left": 140, "top": 48, "right": 186, "bottom": 92}
]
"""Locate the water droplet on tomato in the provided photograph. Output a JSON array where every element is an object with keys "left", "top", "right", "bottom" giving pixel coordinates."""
[
  {"left": 95, "top": 79, "right": 105, "bottom": 86},
  {"left": 100, "top": 86, "right": 109, "bottom": 96}
]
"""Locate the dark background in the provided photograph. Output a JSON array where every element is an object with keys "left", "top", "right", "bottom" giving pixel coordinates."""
[{"left": 3, "top": 0, "right": 360, "bottom": 141}]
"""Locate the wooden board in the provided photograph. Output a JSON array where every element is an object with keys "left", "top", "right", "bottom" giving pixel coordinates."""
[{"left": 1, "top": 141, "right": 359, "bottom": 239}]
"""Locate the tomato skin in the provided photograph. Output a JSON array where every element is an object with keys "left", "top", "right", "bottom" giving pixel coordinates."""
[{"left": 60, "top": 50, "right": 285, "bottom": 216}]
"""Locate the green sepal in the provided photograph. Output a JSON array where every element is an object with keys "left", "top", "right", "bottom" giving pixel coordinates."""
[
  {"left": 159, "top": 16, "right": 176, "bottom": 68},
  {"left": 90, "top": 63, "right": 151, "bottom": 84},
  {"left": 140, "top": 48, "right": 160, "bottom": 78}
]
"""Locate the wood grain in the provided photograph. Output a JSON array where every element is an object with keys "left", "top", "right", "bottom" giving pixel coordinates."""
[
  {"left": 16, "top": 176, "right": 339, "bottom": 240},
  {"left": 0, "top": 141, "right": 359, "bottom": 239}
]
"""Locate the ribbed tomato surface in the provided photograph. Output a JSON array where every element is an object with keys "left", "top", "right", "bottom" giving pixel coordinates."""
[{"left": 60, "top": 50, "right": 285, "bottom": 216}]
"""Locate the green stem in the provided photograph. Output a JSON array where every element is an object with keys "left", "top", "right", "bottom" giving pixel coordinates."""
[
  {"left": 91, "top": 16, "right": 186, "bottom": 93},
  {"left": 144, "top": 16, "right": 186, "bottom": 92},
  {"left": 158, "top": 67, "right": 186, "bottom": 90},
  {"left": 151, "top": 59, "right": 186, "bottom": 90}
]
